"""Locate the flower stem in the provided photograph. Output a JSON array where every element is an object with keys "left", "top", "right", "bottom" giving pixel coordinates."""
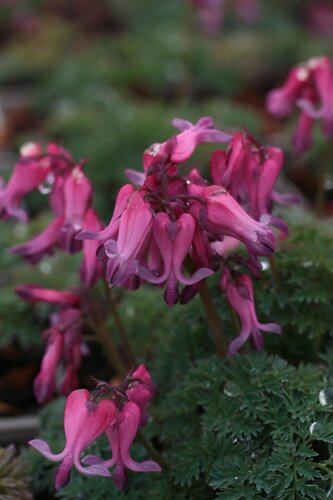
[
  {"left": 199, "top": 281, "right": 228, "bottom": 357},
  {"left": 103, "top": 282, "right": 136, "bottom": 365},
  {"left": 90, "top": 321, "right": 128, "bottom": 378},
  {"left": 315, "top": 139, "right": 333, "bottom": 217}
]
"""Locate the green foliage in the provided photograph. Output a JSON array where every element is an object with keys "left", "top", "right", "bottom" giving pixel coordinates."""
[
  {"left": 25, "top": 352, "right": 333, "bottom": 499},
  {"left": 253, "top": 221, "right": 333, "bottom": 363},
  {"left": 157, "top": 353, "right": 333, "bottom": 499}
]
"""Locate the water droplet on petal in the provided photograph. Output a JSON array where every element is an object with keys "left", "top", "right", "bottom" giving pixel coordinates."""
[
  {"left": 296, "top": 66, "right": 309, "bottom": 81},
  {"left": 38, "top": 173, "right": 55, "bottom": 195},
  {"left": 148, "top": 143, "right": 161, "bottom": 157},
  {"left": 20, "top": 142, "right": 40, "bottom": 157}
]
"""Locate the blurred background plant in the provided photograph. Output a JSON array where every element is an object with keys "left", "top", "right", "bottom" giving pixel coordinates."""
[{"left": 1, "top": 0, "right": 333, "bottom": 498}]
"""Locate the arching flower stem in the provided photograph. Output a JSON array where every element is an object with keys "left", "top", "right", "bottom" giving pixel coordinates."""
[
  {"left": 103, "top": 281, "right": 136, "bottom": 365},
  {"left": 198, "top": 281, "right": 228, "bottom": 357},
  {"left": 184, "top": 256, "right": 227, "bottom": 356}
]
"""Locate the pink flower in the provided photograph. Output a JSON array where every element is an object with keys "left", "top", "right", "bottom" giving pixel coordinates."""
[
  {"left": 297, "top": 57, "right": 333, "bottom": 137},
  {"left": 77, "top": 184, "right": 135, "bottom": 242},
  {"left": 15, "top": 285, "right": 80, "bottom": 306},
  {"left": 34, "top": 327, "right": 64, "bottom": 404},
  {"left": 79, "top": 209, "right": 104, "bottom": 287},
  {"left": 29, "top": 389, "right": 116, "bottom": 490},
  {"left": 267, "top": 56, "right": 333, "bottom": 153},
  {"left": 16, "top": 286, "right": 84, "bottom": 401},
  {"left": 188, "top": 184, "right": 277, "bottom": 256},
  {"left": 210, "top": 132, "right": 296, "bottom": 236},
  {"left": 83, "top": 401, "right": 161, "bottom": 490},
  {"left": 266, "top": 66, "right": 308, "bottom": 118},
  {"left": 210, "top": 132, "right": 246, "bottom": 192},
  {"left": 0, "top": 143, "right": 49, "bottom": 222},
  {"left": 138, "top": 212, "right": 213, "bottom": 306},
  {"left": 221, "top": 271, "right": 281, "bottom": 355},
  {"left": 292, "top": 106, "right": 315, "bottom": 155},
  {"left": 61, "top": 166, "right": 92, "bottom": 252},
  {"left": 104, "top": 192, "right": 153, "bottom": 288},
  {"left": 10, "top": 216, "right": 64, "bottom": 263},
  {"left": 60, "top": 342, "right": 82, "bottom": 398},
  {"left": 189, "top": 0, "right": 225, "bottom": 33},
  {"left": 59, "top": 308, "right": 83, "bottom": 397},
  {"left": 126, "top": 364, "right": 156, "bottom": 426},
  {"left": 167, "top": 117, "right": 232, "bottom": 163}
]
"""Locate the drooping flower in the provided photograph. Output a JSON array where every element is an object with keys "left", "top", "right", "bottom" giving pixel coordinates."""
[
  {"left": 210, "top": 132, "right": 297, "bottom": 236},
  {"left": 79, "top": 209, "right": 104, "bottom": 287},
  {"left": 83, "top": 402, "right": 161, "bottom": 490},
  {"left": 0, "top": 144, "right": 49, "bottom": 222},
  {"left": 15, "top": 284, "right": 80, "bottom": 306},
  {"left": 188, "top": 184, "right": 277, "bottom": 256},
  {"left": 104, "top": 191, "right": 153, "bottom": 289},
  {"left": 16, "top": 286, "right": 84, "bottom": 402},
  {"left": 126, "top": 364, "right": 156, "bottom": 426},
  {"left": 138, "top": 212, "right": 213, "bottom": 305},
  {"left": 33, "top": 325, "right": 64, "bottom": 404},
  {"left": 29, "top": 389, "right": 116, "bottom": 490},
  {"left": 221, "top": 270, "right": 281, "bottom": 355},
  {"left": 167, "top": 117, "right": 232, "bottom": 163},
  {"left": 10, "top": 216, "right": 64, "bottom": 263},
  {"left": 297, "top": 56, "right": 333, "bottom": 138},
  {"left": 31, "top": 366, "right": 161, "bottom": 490},
  {"left": 267, "top": 56, "right": 333, "bottom": 154},
  {"left": 61, "top": 166, "right": 93, "bottom": 252},
  {"left": 0, "top": 142, "right": 75, "bottom": 223},
  {"left": 77, "top": 184, "right": 135, "bottom": 242}
]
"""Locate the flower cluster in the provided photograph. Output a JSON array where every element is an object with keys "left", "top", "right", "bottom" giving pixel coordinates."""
[
  {"left": 266, "top": 56, "right": 333, "bottom": 154},
  {"left": 78, "top": 117, "right": 286, "bottom": 352},
  {"left": 16, "top": 285, "right": 84, "bottom": 403},
  {"left": 1, "top": 142, "right": 102, "bottom": 287},
  {"left": 29, "top": 365, "right": 161, "bottom": 490}
]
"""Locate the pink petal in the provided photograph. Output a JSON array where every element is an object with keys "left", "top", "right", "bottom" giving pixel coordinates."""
[
  {"left": 29, "top": 439, "right": 67, "bottom": 462},
  {"left": 119, "top": 402, "right": 161, "bottom": 473}
]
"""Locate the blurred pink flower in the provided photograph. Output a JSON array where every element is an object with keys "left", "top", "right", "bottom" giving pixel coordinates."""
[{"left": 267, "top": 56, "right": 333, "bottom": 154}]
